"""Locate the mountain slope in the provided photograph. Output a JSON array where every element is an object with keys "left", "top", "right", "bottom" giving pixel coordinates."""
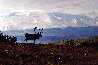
[
  {"left": 49, "top": 12, "right": 98, "bottom": 27},
  {"left": 0, "top": 12, "right": 98, "bottom": 31}
]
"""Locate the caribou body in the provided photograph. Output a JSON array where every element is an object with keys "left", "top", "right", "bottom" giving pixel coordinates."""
[{"left": 24, "top": 27, "right": 43, "bottom": 44}]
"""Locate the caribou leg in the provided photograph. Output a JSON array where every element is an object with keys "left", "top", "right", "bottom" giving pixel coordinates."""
[
  {"left": 24, "top": 39, "right": 27, "bottom": 42},
  {"left": 26, "top": 40, "right": 27, "bottom": 42},
  {"left": 34, "top": 40, "right": 35, "bottom": 44}
]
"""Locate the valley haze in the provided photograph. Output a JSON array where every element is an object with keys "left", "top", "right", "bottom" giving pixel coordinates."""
[{"left": 2, "top": 26, "right": 98, "bottom": 43}]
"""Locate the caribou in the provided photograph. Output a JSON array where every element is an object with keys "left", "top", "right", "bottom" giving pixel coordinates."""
[{"left": 24, "top": 27, "right": 43, "bottom": 44}]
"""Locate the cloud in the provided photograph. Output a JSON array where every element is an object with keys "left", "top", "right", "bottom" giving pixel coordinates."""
[{"left": 0, "top": 0, "right": 98, "bottom": 15}]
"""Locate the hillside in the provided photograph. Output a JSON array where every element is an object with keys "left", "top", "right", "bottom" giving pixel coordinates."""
[
  {"left": 0, "top": 36, "right": 98, "bottom": 65},
  {"left": 50, "top": 36, "right": 98, "bottom": 46}
]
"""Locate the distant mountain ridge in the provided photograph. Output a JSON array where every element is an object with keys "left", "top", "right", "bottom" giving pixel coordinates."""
[{"left": 2, "top": 26, "right": 98, "bottom": 37}]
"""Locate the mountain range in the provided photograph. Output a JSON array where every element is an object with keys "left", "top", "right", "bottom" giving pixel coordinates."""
[
  {"left": 2, "top": 26, "right": 98, "bottom": 37},
  {"left": 0, "top": 12, "right": 98, "bottom": 31},
  {"left": 48, "top": 12, "right": 98, "bottom": 27}
]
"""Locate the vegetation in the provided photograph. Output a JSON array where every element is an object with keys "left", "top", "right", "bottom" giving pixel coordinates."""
[
  {"left": 0, "top": 31, "right": 17, "bottom": 43},
  {"left": 0, "top": 36, "right": 98, "bottom": 65}
]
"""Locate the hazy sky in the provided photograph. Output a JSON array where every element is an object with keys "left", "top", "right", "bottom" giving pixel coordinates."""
[
  {"left": 0, "top": 0, "right": 98, "bottom": 31},
  {"left": 0, "top": 0, "right": 98, "bottom": 14}
]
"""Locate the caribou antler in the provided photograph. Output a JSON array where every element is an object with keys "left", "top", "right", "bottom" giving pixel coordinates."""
[
  {"left": 41, "top": 28, "right": 43, "bottom": 33},
  {"left": 34, "top": 27, "right": 37, "bottom": 33}
]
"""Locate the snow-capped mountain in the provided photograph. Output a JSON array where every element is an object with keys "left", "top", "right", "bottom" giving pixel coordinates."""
[
  {"left": 0, "top": 11, "right": 98, "bottom": 31},
  {"left": 49, "top": 12, "right": 97, "bottom": 27},
  {"left": 0, "top": 11, "right": 52, "bottom": 31}
]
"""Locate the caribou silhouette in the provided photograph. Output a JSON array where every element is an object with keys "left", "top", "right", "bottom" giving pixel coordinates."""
[{"left": 24, "top": 27, "right": 43, "bottom": 44}]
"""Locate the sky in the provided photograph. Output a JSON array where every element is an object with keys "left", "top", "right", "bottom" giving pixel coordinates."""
[{"left": 0, "top": 0, "right": 98, "bottom": 31}]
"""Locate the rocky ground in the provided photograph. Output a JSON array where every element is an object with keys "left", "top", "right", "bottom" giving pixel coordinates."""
[{"left": 0, "top": 36, "right": 98, "bottom": 65}]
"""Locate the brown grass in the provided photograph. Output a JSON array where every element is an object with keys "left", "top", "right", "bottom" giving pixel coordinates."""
[{"left": 0, "top": 36, "right": 98, "bottom": 65}]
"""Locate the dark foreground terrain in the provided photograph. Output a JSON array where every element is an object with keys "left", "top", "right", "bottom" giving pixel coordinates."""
[{"left": 0, "top": 36, "right": 98, "bottom": 65}]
